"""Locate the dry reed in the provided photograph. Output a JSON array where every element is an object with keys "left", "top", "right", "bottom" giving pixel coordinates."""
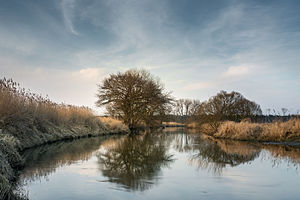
[
  {"left": 98, "top": 117, "right": 129, "bottom": 132},
  {"left": 162, "top": 121, "right": 185, "bottom": 127},
  {"left": 214, "top": 118, "right": 300, "bottom": 142},
  {"left": 0, "top": 78, "right": 127, "bottom": 199},
  {"left": 0, "top": 78, "right": 101, "bottom": 129},
  {"left": 186, "top": 122, "right": 198, "bottom": 129}
]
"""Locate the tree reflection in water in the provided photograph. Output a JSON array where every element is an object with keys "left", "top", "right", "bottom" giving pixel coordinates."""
[
  {"left": 19, "top": 136, "right": 113, "bottom": 182},
  {"left": 169, "top": 130, "right": 261, "bottom": 175},
  {"left": 97, "top": 133, "right": 174, "bottom": 191},
  {"left": 189, "top": 135, "right": 261, "bottom": 174},
  {"left": 171, "top": 130, "right": 300, "bottom": 174},
  {"left": 16, "top": 128, "right": 300, "bottom": 196},
  {"left": 260, "top": 144, "right": 300, "bottom": 169}
]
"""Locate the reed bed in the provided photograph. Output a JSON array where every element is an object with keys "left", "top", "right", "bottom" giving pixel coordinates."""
[
  {"left": 162, "top": 121, "right": 185, "bottom": 127},
  {"left": 0, "top": 78, "right": 130, "bottom": 199},
  {"left": 98, "top": 117, "right": 129, "bottom": 132},
  {"left": 214, "top": 118, "right": 300, "bottom": 142},
  {"left": 0, "top": 78, "right": 101, "bottom": 129},
  {"left": 186, "top": 122, "right": 198, "bottom": 129},
  {"left": 0, "top": 78, "right": 120, "bottom": 151}
]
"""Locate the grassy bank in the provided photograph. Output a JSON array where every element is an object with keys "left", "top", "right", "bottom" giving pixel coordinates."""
[
  {"left": 0, "top": 78, "right": 128, "bottom": 199},
  {"left": 99, "top": 117, "right": 129, "bottom": 132},
  {"left": 210, "top": 118, "right": 300, "bottom": 142}
]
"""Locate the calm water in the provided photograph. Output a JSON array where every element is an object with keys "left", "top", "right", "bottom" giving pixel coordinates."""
[{"left": 18, "top": 128, "right": 300, "bottom": 200}]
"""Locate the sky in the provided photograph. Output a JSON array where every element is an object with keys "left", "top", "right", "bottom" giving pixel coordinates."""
[{"left": 0, "top": 0, "right": 300, "bottom": 114}]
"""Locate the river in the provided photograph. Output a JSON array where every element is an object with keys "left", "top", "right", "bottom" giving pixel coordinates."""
[{"left": 17, "top": 128, "right": 300, "bottom": 200}]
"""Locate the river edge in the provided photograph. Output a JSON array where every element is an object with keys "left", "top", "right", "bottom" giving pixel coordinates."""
[
  {"left": 0, "top": 122, "right": 129, "bottom": 200},
  {"left": 189, "top": 118, "right": 300, "bottom": 144},
  {"left": 17, "top": 129, "right": 300, "bottom": 200},
  {"left": 3, "top": 122, "right": 300, "bottom": 200}
]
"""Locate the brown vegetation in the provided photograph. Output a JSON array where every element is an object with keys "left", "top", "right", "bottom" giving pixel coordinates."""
[
  {"left": 96, "top": 69, "right": 172, "bottom": 129},
  {"left": 99, "top": 117, "right": 129, "bottom": 132},
  {"left": 177, "top": 91, "right": 300, "bottom": 143},
  {"left": 212, "top": 118, "right": 300, "bottom": 142},
  {"left": 0, "top": 78, "right": 102, "bottom": 130},
  {"left": 173, "top": 99, "right": 201, "bottom": 117},
  {"left": 162, "top": 121, "right": 185, "bottom": 127},
  {"left": 197, "top": 91, "right": 262, "bottom": 133},
  {"left": 186, "top": 122, "right": 198, "bottom": 129},
  {"left": 0, "top": 78, "right": 126, "bottom": 199},
  {"left": 0, "top": 78, "right": 120, "bottom": 150}
]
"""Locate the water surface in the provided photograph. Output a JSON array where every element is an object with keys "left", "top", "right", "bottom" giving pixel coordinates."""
[{"left": 18, "top": 128, "right": 300, "bottom": 200}]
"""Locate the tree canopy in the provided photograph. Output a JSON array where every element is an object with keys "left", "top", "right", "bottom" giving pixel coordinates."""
[
  {"left": 96, "top": 69, "right": 172, "bottom": 129},
  {"left": 197, "top": 90, "right": 262, "bottom": 132}
]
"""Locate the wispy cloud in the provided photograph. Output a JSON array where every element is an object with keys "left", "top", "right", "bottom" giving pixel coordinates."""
[
  {"left": 222, "top": 65, "right": 251, "bottom": 78},
  {"left": 71, "top": 68, "right": 106, "bottom": 81},
  {"left": 61, "top": 0, "right": 78, "bottom": 35}
]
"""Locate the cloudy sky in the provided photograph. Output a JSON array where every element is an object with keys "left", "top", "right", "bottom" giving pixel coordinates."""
[{"left": 1, "top": 0, "right": 300, "bottom": 114}]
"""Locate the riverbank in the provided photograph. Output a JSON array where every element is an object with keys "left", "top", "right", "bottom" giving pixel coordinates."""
[
  {"left": 0, "top": 78, "right": 129, "bottom": 199},
  {"left": 1, "top": 119, "right": 129, "bottom": 200},
  {"left": 203, "top": 118, "right": 300, "bottom": 143},
  {"left": 0, "top": 118, "right": 129, "bottom": 200}
]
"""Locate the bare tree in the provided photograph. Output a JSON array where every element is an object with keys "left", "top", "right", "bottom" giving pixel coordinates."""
[
  {"left": 174, "top": 99, "right": 185, "bottom": 116},
  {"left": 197, "top": 91, "right": 262, "bottom": 133},
  {"left": 183, "top": 99, "right": 192, "bottom": 116},
  {"left": 96, "top": 69, "right": 172, "bottom": 129},
  {"left": 172, "top": 99, "right": 201, "bottom": 123},
  {"left": 189, "top": 99, "right": 201, "bottom": 116},
  {"left": 174, "top": 99, "right": 200, "bottom": 116},
  {"left": 281, "top": 108, "right": 288, "bottom": 116}
]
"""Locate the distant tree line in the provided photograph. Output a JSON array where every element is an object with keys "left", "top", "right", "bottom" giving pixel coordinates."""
[
  {"left": 170, "top": 91, "right": 262, "bottom": 132},
  {"left": 172, "top": 99, "right": 201, "bottom": 122},
  {"left": 170, "top": 92, "right": 296, "bottom": 125}
]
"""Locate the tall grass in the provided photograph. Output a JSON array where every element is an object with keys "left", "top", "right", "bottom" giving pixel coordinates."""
[
  {"left": 214, "top": 118, "right": 300, "bottom": 142},
  {"left": 162, "top": 121, "right": 185, "bottom": 127},
  {"left": 0, "top": 78, "right": 100, "bottom": 129},
  {"left": 0, "top": 78, "right": 126, "bottom": 199},
  {"left": 99, "top": 117, "right": 129, "bottom": 132}
]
